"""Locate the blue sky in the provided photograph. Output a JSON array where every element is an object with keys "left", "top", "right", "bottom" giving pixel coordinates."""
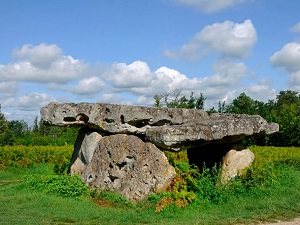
[{"left": 1, "top": 0, "right": 300, "bottom": 125}]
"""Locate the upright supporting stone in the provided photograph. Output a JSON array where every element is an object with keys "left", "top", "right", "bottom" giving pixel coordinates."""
[
  {"left": 69, "top": 128, "right": 104, "bottom": 175},
  {"left": 187, "top": 143, "right": 255, "bottom": 182},
  {"left": 221, "top": 147, "right": 255, "bottom": 183},
  {"left": 72, "top": 132, "right": 176, "bottom": 202}
]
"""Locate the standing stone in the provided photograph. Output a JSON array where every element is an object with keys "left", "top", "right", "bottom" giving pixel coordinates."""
[
  {"left": 82, "top": 134, "right": 176, "bottom": 202},
  {"left": 69, "top": 128, "right": 105, "bottom": 175},
  {"left": 221, "top": 145, "right": 255, "bottom": 183}
]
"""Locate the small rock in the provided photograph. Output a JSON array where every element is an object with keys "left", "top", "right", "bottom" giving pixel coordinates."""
[{"left": 221, "top": 145, "right": 255, "bottom": 183}]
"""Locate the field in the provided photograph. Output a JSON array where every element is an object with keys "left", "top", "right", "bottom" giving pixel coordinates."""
[{"left": 0, "top": 145, "right": 300, "bottom": 225}]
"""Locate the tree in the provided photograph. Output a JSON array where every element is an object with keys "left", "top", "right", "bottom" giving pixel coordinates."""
[
  {"left": 218, "top": 101, "right": 226, "bottom": 113},
  {"left": 0, "top": 104, "right": 7, "bottom": 135},
  {"left": 0, "top": 104, "right": 14, "bottom": 146},
  {"left": 276, "top": 90, "right": 300, "bottom": 107},
  {"left": 8, "top": 120, "right": 29, "bottom": 138},
  {"left": 32, "top": 116, "right": 39, "bottom": 133},
  {"left": 226, "top": 92, "right": 261, "bottom": 115},
  {"left": 268, "top": 90, "right": 300, "bottom": 146},
  {"left": 195, "top": 93, "right": 205, "bottom": 110},
  {"left": 153, "top": 95, "right": 162, "bottom": 108},
  {"left": 270, "top": 102, "right": 300, "bottom": 146},
  {"left": 154, "top": 89, "right": 206, "bottom": 109}
]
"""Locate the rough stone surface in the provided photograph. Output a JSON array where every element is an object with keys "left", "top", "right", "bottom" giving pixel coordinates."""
[
  {"left": 41, "top": 102, "right": 279, "bottom": 151},
  {"left": 81, "top": 134, "right": 176, "bottom": 202},
  {"left": 40, "top": 102, "right": 209, "bottom": 134},
  {"left": 40, "top": 102, "right": 279, "bottom": 202},
  {"left": 145, "top": 114, "right": 279, "bottom": 150},
  {"left": 221, "top": 145, "right": 255, "bottom": 183},
  {"left": 69, "top": 128, "right": 105, "bottom": 175}
]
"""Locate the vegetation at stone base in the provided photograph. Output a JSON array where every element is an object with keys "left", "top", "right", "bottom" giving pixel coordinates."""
[
  {"left": 0, "top": 146, "right": 300, "bottom": 224},
  {"left": 154, "top": 89, "right": 300, "bottom": 147}
]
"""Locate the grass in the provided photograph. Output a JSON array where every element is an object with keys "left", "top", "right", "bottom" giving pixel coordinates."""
[{"left": 0, "top": 146, "right": 300, "bottom": 224}]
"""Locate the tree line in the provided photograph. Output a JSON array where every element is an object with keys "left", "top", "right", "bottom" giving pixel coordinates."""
[
  {"left": 154, "top": 89, "right": 300, "bottom": 147},
  {"left": 0, "top": 89, "right": 299, "bottom": 147},
  {"left": 0, "top": 106, "right": 78, "bottom": 146}
]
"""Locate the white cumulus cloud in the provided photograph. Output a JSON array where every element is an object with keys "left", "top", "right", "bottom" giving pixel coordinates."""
[
  {"left": 270, "top": 42, "right": 300, "bottom": 91},
  {"left": 101, "top": 59, "right": 249, "bottom": 108},
  {"left": 72, "top": 76, "right": 106, "bottom": 95},
  {"left": 270, "top": 42, "right": 300, "bottom": 72},
  {"left": 0, "top": 43, "right": 89, "bottom": 84},
  {"left": 104, "top": 61, "right": 156, "bottom": 88},
  {"left": 13, "top": 43, "right": 62, "bottom": 69},
  {"left": 2, "top": 92, "right": 55, "bottom": 111},
  {"left": 165, "top": 19, "right": 257, "bottom": 60}
]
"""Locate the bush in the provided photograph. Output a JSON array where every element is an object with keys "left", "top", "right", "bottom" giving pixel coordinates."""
[
  {"left": 0, "top": 146, "right": 73, "bottom": 168},
  {"left": 24, "top": 174, "right": 88, "bottom": 199}
]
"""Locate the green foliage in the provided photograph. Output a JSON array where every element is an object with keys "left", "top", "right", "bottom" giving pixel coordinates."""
[
  {"left": 271, "top": 102, "right": 300, "bottom": 146},
  {"left": 53, "top": 159, "right": 70, "bottom": 175},
  {"left": 12, "top": 125, "right": 79, "bottom": 146},
  {"left": 0, "top": 104, "right": 13, "bottom": 146},
  {"left": 32, "top": 116, "right": 39, "bottom": 134},
  {"left": 154, "top": 89, "right": 205, "bottom": 109},
  {"left": 0, "top": 110, "right": 78, "bottom": 146},
  {"left": 91, "top": 190, "right": 135, "bottom": 209},
  {"left": 276, "top": 90, "right": 300, "bottom": 106},
  {"left": 250, "top": 146, "right": 300, "bottom": 169},
  {"left": 226, "top": 92, "right": 262, "bottom": 115},
  {"left": 0, "top": 146, "right": 73, "bottom": 168},
  {"left": 158, "top": 146, "right": 300, "bottom": 212},
  {"left": 25, "top": 174, "right": 88, "bottom": 198}
]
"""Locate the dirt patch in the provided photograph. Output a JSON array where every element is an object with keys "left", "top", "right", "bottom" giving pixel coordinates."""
[{"left": 260, "top": 217, "right": 300, "bottom": 225}]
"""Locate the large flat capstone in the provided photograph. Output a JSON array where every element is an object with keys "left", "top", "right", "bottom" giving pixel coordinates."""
[{"left": 41, "top": 102, "right": 279, "bottom": 151}]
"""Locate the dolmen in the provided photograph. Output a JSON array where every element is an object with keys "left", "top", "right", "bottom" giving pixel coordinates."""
[{"left": 41, "top": 102, "right": 279, "bottom": 202}]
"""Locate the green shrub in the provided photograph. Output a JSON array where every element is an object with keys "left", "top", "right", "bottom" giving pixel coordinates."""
[
  {"left": 0, "top": 146, "right": 73, "bottom": 168},
  {"left": 24, "top": 174, "right": 88, "bottom": 199}
]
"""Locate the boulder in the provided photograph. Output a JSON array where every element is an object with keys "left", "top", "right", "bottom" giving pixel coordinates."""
[
  {"left": 221, "top": 145, "right": 255, "bottom": 183},
  {"left": 81, "top": 134, "right": 176, "bottom": 202}
]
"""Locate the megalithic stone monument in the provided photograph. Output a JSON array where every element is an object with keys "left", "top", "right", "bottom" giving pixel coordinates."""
[{"left": 41, "top": 102, "right": 279, "bottom": 202}]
